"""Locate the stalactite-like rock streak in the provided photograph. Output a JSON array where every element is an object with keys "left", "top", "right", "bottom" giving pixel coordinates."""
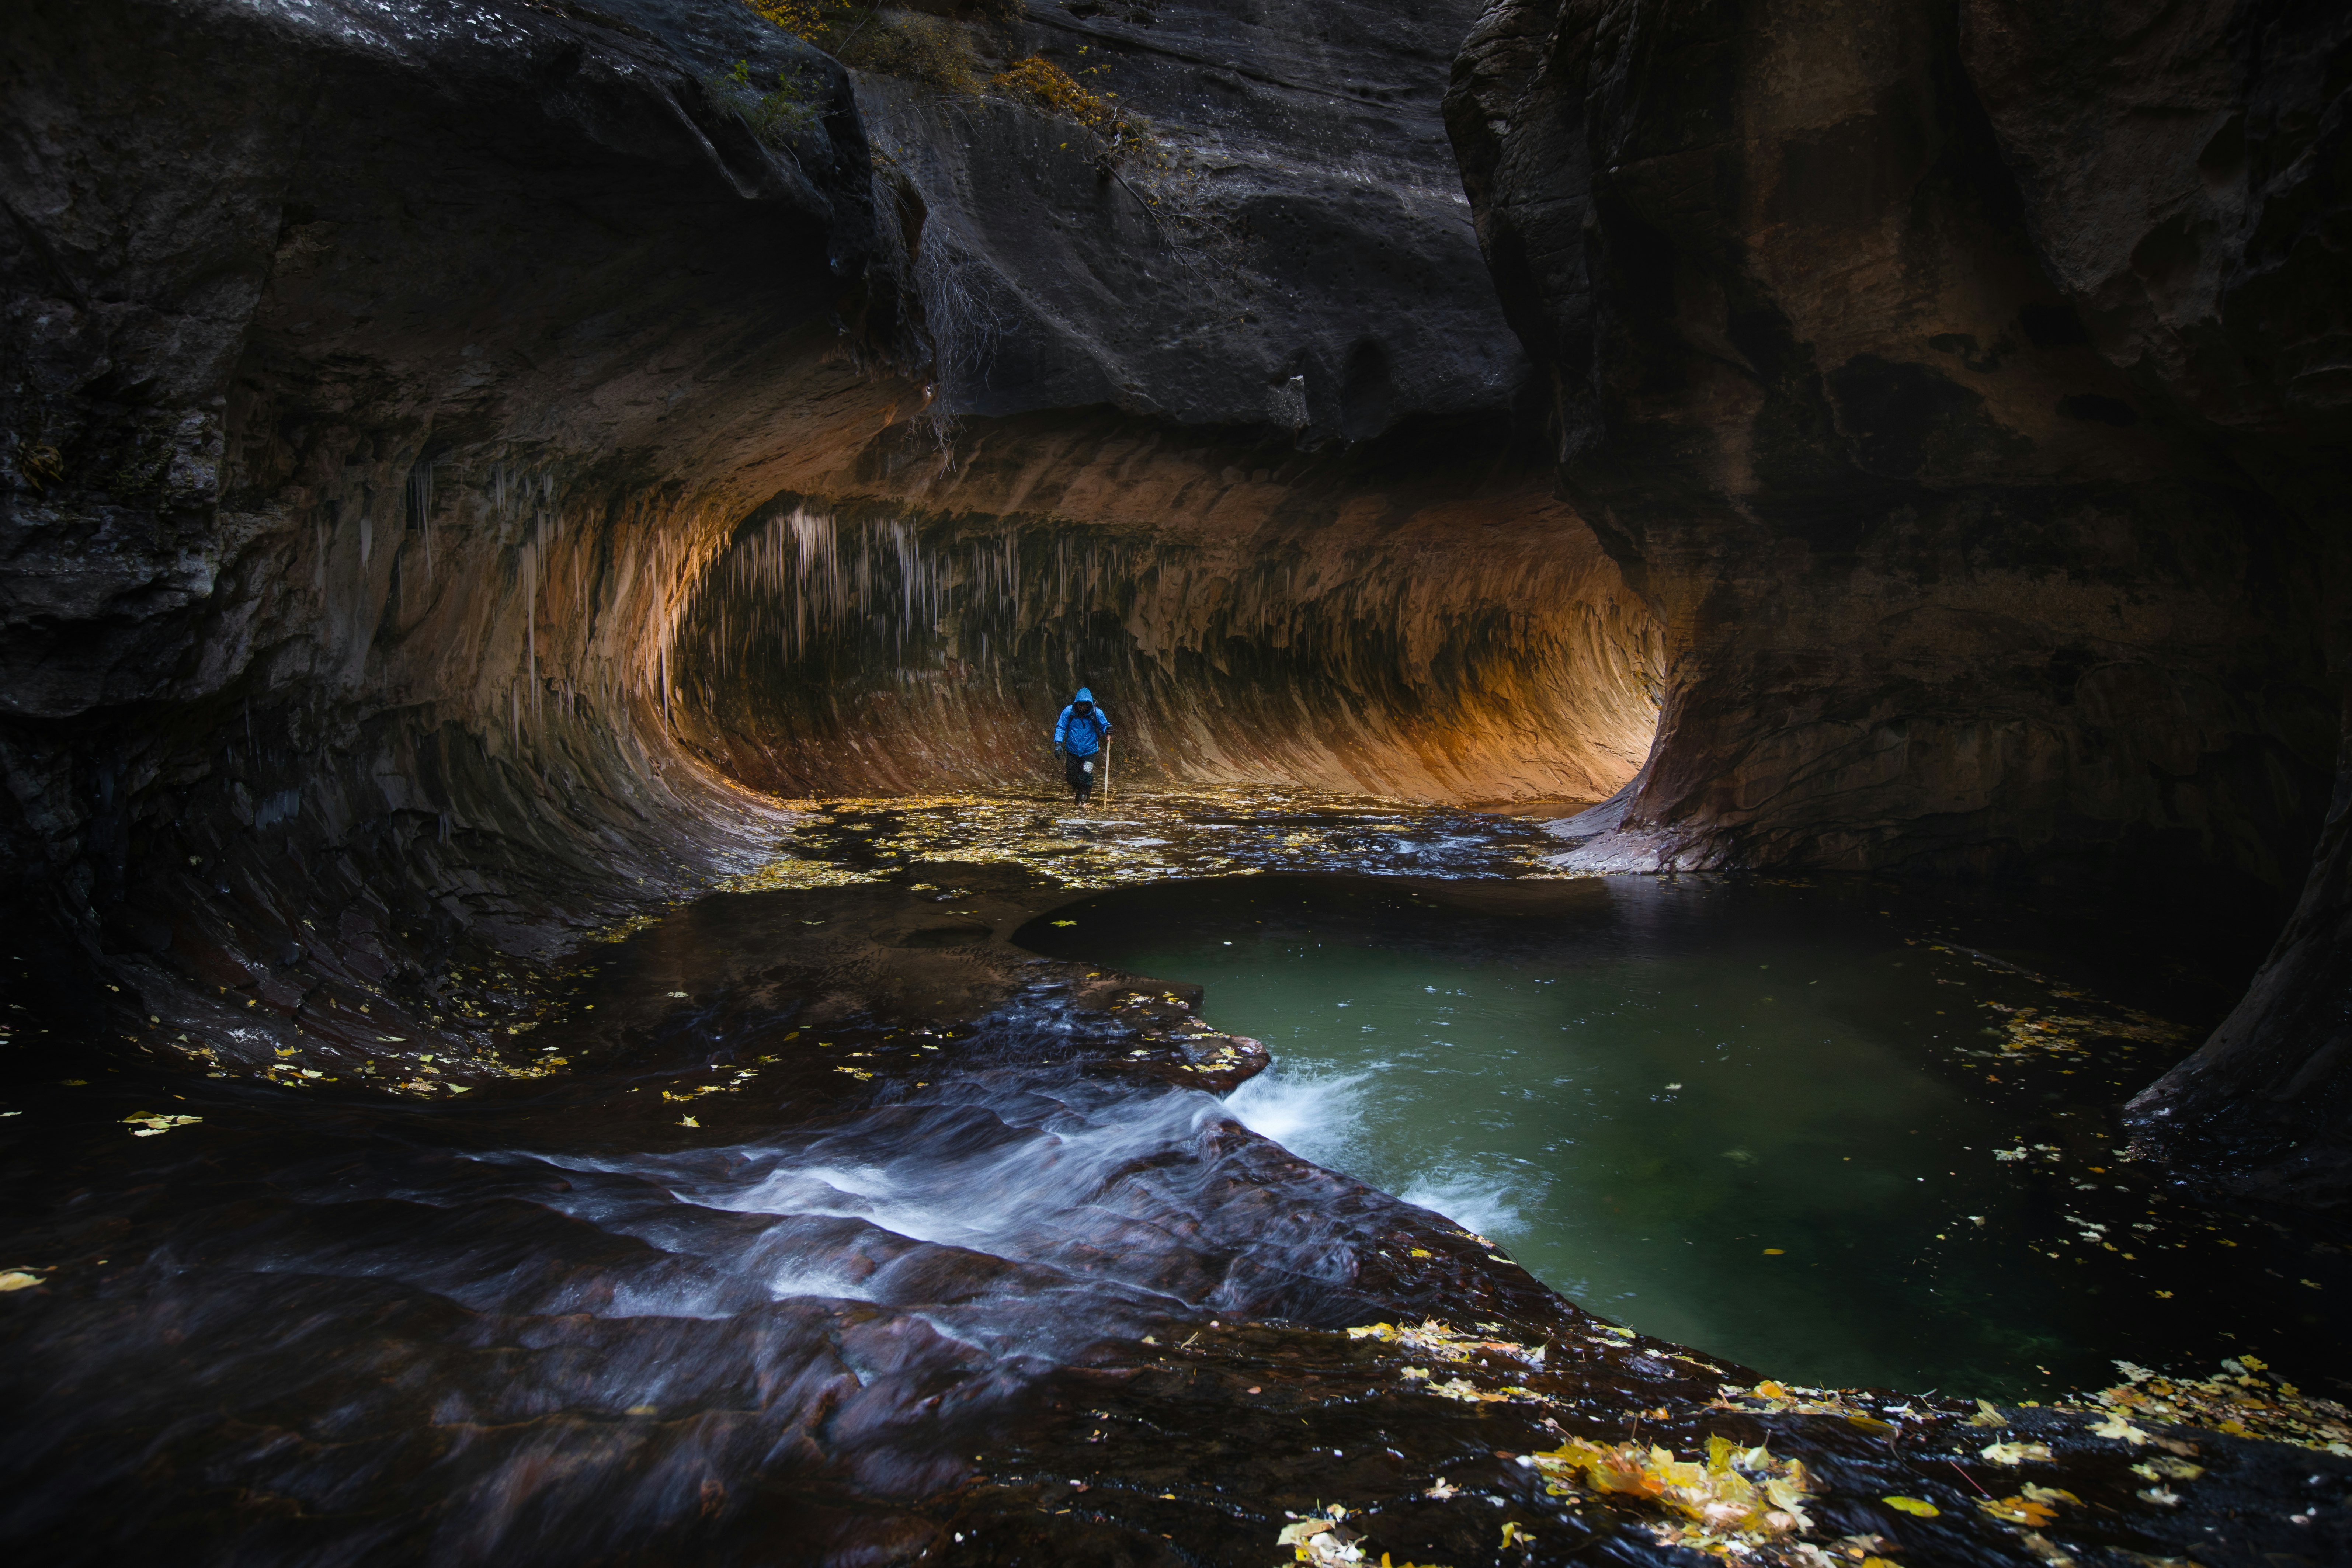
[{"left": 666, "top": 497, "right": 1663, "bottom": 804}]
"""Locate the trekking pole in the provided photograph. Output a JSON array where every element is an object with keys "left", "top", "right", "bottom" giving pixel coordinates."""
[{"left": 1104, "top": 738, "right": 1112, "bottom": 804}]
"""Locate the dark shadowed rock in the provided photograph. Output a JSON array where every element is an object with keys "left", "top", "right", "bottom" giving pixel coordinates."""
[
  {"left": 1955, "top": 0, "right": 2352, "bottom": 1207},
  {"left": 863, "top": 0, "right": 1528, "bottom": 434},
  {"left": 1448, "top": 0, "right": 2352, "bottom": 1203}
]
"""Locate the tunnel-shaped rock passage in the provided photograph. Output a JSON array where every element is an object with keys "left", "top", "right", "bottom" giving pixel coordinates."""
[
  {"left": 664, "top": 495, "right": 1661, "bottom": 802},
  {"left": 3, "top": 0, "right": 2350, "bottom": 1210},
  {"left": 10, "top": 0, "right": 2352, "bottom": 1562}
]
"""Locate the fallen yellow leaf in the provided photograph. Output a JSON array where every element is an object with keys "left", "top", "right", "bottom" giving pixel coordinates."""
[
  {"left": 0, "top": 1270, "right": 41, "bottom": 1293},
  {"left": 2090, "top": 1413, "right": 2150, "bottom": 1445},
  {"left": 1979, "top": 1494, "right": 2056, "bottom": 1526},
  {"left": 1880, "top": 1496, "right": 1939, "bottom": 1517},
  {"left": 1981, "top": 1440, "right": 2052, "bottom": 1465}
]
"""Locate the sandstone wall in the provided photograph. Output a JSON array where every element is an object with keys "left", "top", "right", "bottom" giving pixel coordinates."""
[
  {"left": 1448, "top": 0, "right": 2352, "bottom": 1202},
  {"left": 0, "top": 0, "right": 1629, "bottom": 1080}
]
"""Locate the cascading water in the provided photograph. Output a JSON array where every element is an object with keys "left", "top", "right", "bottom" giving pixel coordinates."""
[{"left": 0, "top": 869, "right": 1598, "bottom": 1564}]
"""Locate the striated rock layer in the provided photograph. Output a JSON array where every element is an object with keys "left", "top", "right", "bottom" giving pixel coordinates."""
[
  {"left": 670, "top": 436, "right": 1659, "bottom": 802},
  {"left": 0, "top": 0, "right": 1643, "bottom": 1085},
  {"left": 1447, "top": 0, "right": 2352, "bottom": 1203}
]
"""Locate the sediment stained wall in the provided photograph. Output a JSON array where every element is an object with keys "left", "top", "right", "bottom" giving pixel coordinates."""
[
  {"left": 667, "top": 487, "right": 1661, "bottom": 802},
  {"left": 2, "top": 0, "right": 1615, "bottom": 1084}
]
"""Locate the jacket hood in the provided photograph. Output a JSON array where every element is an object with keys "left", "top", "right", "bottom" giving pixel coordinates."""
[{"left": 1073, "top": 688, "right": 1094, "bottom": 703}]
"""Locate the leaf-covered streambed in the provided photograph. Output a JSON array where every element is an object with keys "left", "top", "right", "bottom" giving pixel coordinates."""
[{"left": 1, "top": 788, "right": 2346, "bottom": 1566}]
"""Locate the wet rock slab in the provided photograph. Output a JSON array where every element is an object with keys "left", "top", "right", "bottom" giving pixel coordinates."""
[{"left": 4, "top": 860, "right": 2348, "bottom": 1565}]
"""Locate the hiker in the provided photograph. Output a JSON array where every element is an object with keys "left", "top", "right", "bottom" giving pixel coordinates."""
[{"left": 1052, "top": 687, "right": 1112, "bottom": 804}]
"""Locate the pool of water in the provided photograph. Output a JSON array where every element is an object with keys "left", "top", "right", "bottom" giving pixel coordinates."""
[{"left": 1016, "top": 872, "right": 2348, "bottom": 1401}]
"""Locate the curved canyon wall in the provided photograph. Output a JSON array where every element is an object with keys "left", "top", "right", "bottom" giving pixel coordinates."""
[
  {"left": 1448, "top": 0, "right": 2352, "bottom": 1202},
  {"left": 668, "top": 457, "right": 1658, "bottom": 803},
  {"left": 8, "top": 0, "right": 2349, "bottom": 1204},
  {"left": 0, "top": 0, "right": 1642, "bottom": 1084}
]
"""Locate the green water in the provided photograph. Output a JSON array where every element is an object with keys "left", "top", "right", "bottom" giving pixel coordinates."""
[{"left": 1017, "top": 872, "right": 2345, "bottom": 1401}]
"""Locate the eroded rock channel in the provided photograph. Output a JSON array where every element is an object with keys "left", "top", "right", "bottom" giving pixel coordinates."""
[{"left": 3, "top": 1, "right": 2350, "bottom": 1564}]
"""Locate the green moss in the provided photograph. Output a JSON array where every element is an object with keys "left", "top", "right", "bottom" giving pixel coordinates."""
[{"left": 703, "top": 58, "right": 821, "bottom": 147}]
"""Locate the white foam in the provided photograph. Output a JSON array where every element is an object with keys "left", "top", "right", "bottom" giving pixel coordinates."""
[
  {"left": 1397, "top": 1169, "right": 1524, "bottom": 1241},
  {"left": 1223, "top": 1067, "right": 1373, "bottom": 1170},
  {"left": 1227, "top": 1068, "right": 1532, "bottom": 1242}
]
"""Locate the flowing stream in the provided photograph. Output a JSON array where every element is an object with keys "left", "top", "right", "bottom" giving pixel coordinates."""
[{"left": 4, "top": 789, "right": 2345, "bottom": 1562}]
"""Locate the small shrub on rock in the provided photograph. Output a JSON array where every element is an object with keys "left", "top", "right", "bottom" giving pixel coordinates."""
[
  {"left": 989, "top": 54, "right": 1115, "bottom": 132},
  {"left": 745, "top": 1, "right": 985, "bottom": 94},
  {"left": 702, "top": 58, "right": 821, "bottom": 146}
]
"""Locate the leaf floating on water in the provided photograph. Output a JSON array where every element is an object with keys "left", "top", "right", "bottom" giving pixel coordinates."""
[
  {"left": 1423, "top": 1478, "right": 1458, "bottom": 1499},
  {"left": 678, "top": 1116, "right": 699, "bottom": 1127},
  {"left": 1880, "top": 1496, "right": 1940, "bottom": 1517},
  {"left": 1052, "top": 920, "right": 1077, "bottom": 927},
  {"left": 0, "top": 1270, "right": 42, "bottom": 1293},
  {"left": 122, "top": 1113, "right": 202, "bottom": 1135}
]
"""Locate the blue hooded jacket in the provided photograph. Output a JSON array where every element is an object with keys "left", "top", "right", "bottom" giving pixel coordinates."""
[{"left": 1053, "top": 688, "right": 1111, "bottom": 757}]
